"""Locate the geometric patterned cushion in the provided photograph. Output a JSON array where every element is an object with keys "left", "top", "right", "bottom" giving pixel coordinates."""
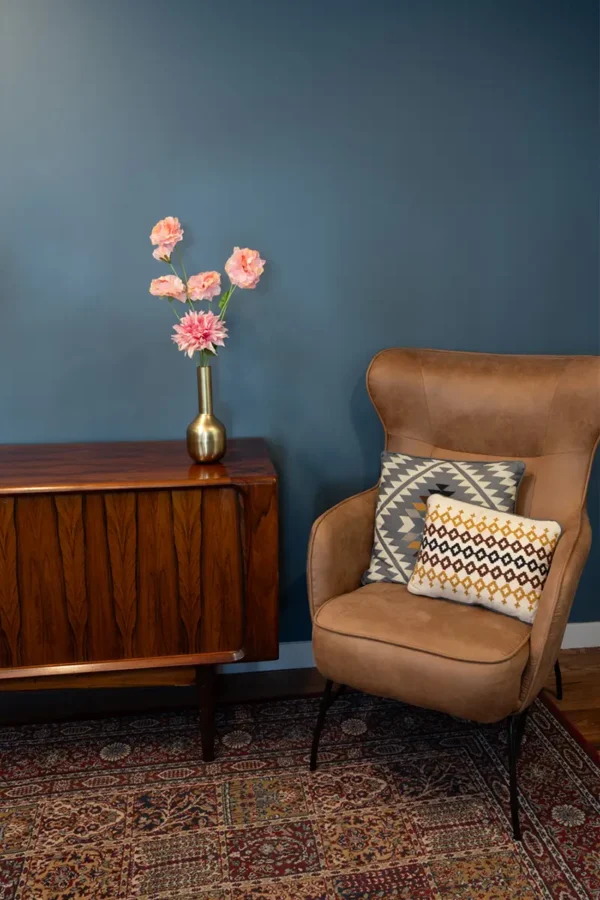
[
  {"left": 363, "top": 453, "right": 525, "bottom": 586},
  {"left": 407, "top": 495, "right": 562, "bottom": 624}
]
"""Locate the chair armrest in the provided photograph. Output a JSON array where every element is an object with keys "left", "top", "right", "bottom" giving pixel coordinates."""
[
  {"left": 518, "top": 509, "right": 592, "bottom": 710},
  {"left": 307, "top": 487, "right": 378, "bottom": 618}
]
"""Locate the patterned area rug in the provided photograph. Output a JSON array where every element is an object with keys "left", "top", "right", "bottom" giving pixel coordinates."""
[{"left": 0, "top": 691, "right": 598, "bottom": 899}]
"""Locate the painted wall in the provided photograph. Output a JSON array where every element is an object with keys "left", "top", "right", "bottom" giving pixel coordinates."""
[{"left": 1, "top": 0, "right": 598, "bottom": 641}]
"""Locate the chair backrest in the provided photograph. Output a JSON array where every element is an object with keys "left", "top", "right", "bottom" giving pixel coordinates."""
[{"left": 367, "top": 348, "right": 600, "bottom": 528}]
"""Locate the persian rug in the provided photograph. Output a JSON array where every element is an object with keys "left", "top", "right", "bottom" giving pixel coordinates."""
[{"left": 0, "top": 691, "right": 598, "bottom": 899}]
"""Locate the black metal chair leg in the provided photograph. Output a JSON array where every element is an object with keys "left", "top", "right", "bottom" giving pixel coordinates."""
[
  {"left": 508, "top": 710, "right": 528, "bottom": 841},
  {"left": 310, "top": 679, "right": 334, "bottom": 771},
  {"left": 554, "top": 660, "right": 563, "bottom": 701}
]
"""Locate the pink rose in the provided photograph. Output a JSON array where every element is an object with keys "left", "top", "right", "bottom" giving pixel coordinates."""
[
  {"left": 187, "top": 271, "right": 222, "bottom": 301},
  {"left": 224, "top": 247, "right": 265, "bottom": 289},
  {"left": 152, "top": 245, "right": 172, "bottom": 262},
  {"left": 149, "top": 275, "right": 187, "bottom": 302},
  {"left": 150, "top": 217, "right": 184, "bottom": 254},
  {"left": 172, "top": 310, "right": 228, "bottom": 358}
]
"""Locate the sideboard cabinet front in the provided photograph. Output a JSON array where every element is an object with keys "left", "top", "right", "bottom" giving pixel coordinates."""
[{"left": 0, "top": 486, "right": 245, "bottom": 669}]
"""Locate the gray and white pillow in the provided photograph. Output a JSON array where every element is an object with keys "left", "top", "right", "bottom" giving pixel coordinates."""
[{"left": 363, "top": 453, "right": 525, "bottom": 585}]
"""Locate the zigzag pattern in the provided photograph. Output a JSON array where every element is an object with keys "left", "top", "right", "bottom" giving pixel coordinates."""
[
  {"left": 363, "top": 453, "right": 524, "bottom": 585},
  {"left": 407, "top": 496, "right": 562, "bottom": 624}
]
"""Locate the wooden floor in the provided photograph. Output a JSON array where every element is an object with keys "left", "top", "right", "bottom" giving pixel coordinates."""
[
  {"left": 545, "top": 647, "right": 600, "bottom": 750},
  {"left": 1, "top": 649, "right": 599, "bottom": 753}
]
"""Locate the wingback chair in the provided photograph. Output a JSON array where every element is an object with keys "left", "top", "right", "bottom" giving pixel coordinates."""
[{"left": 307, "top": 348, "right": 600, "bottom": 840}]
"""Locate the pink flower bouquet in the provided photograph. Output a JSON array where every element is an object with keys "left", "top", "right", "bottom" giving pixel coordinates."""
[{"left": 148, "top": 217, "right": 265, "bottom": 365}]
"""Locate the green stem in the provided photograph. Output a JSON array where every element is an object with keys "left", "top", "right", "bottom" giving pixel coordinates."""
[
  {"left": 176, "top": 247, "right": 188, "bottom": 286},
  {"left": 175, "top": 248, "right": 195, "bottom": 313},
  {"left": 168, "top": 298, "right": 182, "bottom": 320},
  {"left": 169, "top": 258, "right": 194, "bottom": 313},
  {"left": 219, "top": 284, "right": 236, "bottom": 321}
]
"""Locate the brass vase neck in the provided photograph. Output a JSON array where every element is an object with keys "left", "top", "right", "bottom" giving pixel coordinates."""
[{"left": 197, "top": 366, "right": 213, "bottom": 415}]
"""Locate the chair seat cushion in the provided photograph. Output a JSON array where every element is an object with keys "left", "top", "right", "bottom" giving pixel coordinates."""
[{"left": 312, "top": 583, "right": 531, "bottom": 723}]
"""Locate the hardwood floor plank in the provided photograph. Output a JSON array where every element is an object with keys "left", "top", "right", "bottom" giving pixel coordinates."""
[{"left": 543, "top": 648, "right": 600, "bottom": 749}]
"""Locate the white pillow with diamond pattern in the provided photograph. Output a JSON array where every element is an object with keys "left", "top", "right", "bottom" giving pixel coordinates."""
[{"left": 407, "top": 495, "right": 561, "bottom": 624}]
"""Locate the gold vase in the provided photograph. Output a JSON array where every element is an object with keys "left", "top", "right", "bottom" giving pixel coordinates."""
[{"left": 186, "top": 366, "right": 226, "bottom": 464}]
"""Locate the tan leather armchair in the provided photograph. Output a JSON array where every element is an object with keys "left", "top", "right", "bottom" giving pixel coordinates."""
[{"left": 307, "top": 348, "right": 599, "bottom": 840}]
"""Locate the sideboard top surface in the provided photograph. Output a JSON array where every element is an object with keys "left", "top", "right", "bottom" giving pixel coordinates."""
[{"left": 0, "top": 437, "right": 276, "bottom": 495}]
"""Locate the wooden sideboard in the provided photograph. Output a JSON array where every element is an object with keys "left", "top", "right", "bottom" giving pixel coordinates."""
[{"left": 0, "top": 437, "right": 278, "bottom": 759}]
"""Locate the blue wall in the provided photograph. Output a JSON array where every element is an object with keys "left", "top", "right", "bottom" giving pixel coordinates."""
[{"left": 0, "top": 0, "right": 598, "bottom": 640}]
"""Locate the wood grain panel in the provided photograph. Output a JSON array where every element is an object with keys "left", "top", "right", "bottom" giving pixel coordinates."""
[
  {"left": 55, "top": 495, "right": 88, "bottom": 660},
  {"left": 104, "top": 492, "right": 137, "bottom": 657},
  {"left": 0, "top": 498, "right": 20, "bottom": 666},
  {"left": 0, "top": 439, "right": 278, "bottom": 681},
  {"left": 85, "top": 493, "right": 120, "bottom": 661},
  {"left": 172, "top": 489, "right": 203, "bottom": 653},
  {"left": 136, "top": 491, "right": 179, "bottom": 657},
  {"left": 16, "top": 495, "right": 71, "bottom": 665},
  {"left": 200, "top": 488, "right": 244, "bottom": 652},
  {"left": 240, "top": 482, "right": 279, "bottom": 660}
]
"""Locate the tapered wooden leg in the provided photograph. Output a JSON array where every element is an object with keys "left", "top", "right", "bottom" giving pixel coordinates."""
[
  {"left": 196, "top": 665, "right": 216, "bottom": 762},
  {"left": 508, "top": 709, "right": 528, "bottom": 841},
  {"left": 554, "top": 660, "right": 563, "bottom": 701}
]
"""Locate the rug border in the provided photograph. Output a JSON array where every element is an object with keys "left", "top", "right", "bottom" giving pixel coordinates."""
[{"left": 538, "top": 689, "right": 600, "bottom": 767}]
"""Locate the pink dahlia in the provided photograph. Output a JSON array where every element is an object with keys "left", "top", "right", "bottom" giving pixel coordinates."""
[
  {"left": 172, "top": 310, "right": 228, "bottom": 358},
  {"left": 187, "top": 271, "right": 221, "bottom": 301},
  {"left": 225, "top": 247, "right": 265, "bottom": 289},
  {"left": 149, "top": 275, "right": 187, "bottom": 302},
  {"left": 150, "top": 216, "right": 184, "bottom": 255}
]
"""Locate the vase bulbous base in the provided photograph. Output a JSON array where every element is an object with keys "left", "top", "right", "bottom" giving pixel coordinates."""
[
  {"left": 186, "top": 366, "right": 227, "bottom": 464},
  {"left": 186, "top": 414, "right": 226, "bottom": 464}
]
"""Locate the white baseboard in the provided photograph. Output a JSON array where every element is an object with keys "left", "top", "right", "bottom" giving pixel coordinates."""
[
  {"left": 561, "top": 621, "right": 600, "bottom": 650},
  {"left": 220, "top": 622, "right": 600, "bottom": 675}
]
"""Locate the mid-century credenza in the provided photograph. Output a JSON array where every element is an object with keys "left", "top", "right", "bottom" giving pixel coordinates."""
[{"left": 0, "top": 438, "right": 279, "bottom": 760}]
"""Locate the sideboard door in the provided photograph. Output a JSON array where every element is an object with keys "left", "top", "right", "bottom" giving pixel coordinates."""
[{"left": 0, "top": 487, "right": 244, "bottom": 669}]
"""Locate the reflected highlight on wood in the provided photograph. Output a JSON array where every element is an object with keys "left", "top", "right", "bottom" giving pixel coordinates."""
[{"left": 0, "top": 437, "right": 275, "bottom": 494}]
